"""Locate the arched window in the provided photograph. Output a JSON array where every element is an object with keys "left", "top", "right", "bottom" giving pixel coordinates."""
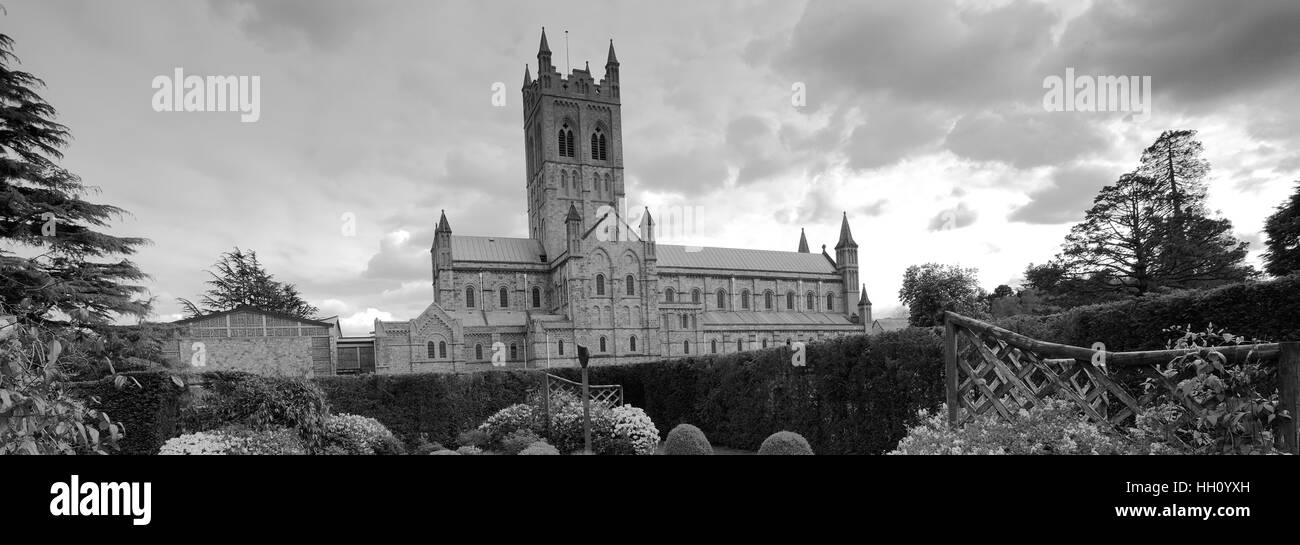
[
  {"left": 626, "top": 275, "right": 635, "bottom": 295},
  {"left": 604, "top": 178, "right": 611, "bottom": 194},
  {"left": 591, "top": 132, "right": 600, "bottom": 160},
  {"left": 599, "top": 336, "right": 607, "bottom": 352},
  {"left": 558, "top": 340, "right": 565, "bottom": 355},
  {"left": 561, "top": 171, "right": 568, "bottom": 192},
  {"left": 510, "top": 343, "right": 518, "bottom": 360},
  {"left": 692, "top": 289, "right": 701, "bottom": 304},
  {"left": 764, "top": 290, "right": 773, "bottom": 310},
  {"left": 711, "top": 339, "right": 717, "bottom": 354},
  {"left": 599, "top": 133, "right": 607, "bottom": 160},
  {"left": 499, "top": 287, "right": 509, "bottom": 308},
  {"left": 532, "top": 287, "right": 541, "bottom": 308},
  {"left": 806, "top": 291, "right": 815, "bottom": 310},
  {"left": 474, "top": 344, "right": 483, "bottom": 360},
  {"left": 741, "top": 290, "right": 750, "bottom": 309},
  {"left": 596, "top": 274, "right": 606, "bottom": 295},
  {"left": 438, "top": 341, "right": 447, "bottom": 359},
  {"left": 827, "top": 292, "right": 835, "bottom": 310},
  {"left": 427, "top": 341, "right": 436, "bottom": 358},
  {"left": 683, "top": 340, "right": 690, "bottom": 354},
  {"left": 465, "top": 287, "right": 475, "bottom": 308},
  {"left": 786, "top": 291, "right": 795, "bottom": 310},
  {"left": 629, "top": 335, "right": 637, "bottom": 352},
  {"left": 737, "top": 338, "right": 743, "bottom": 351},
  {"left": 681, "top": 314, "right": 689, "bottom": 329},
  {"left": 762, "top": 339, "right": 768, "bottom": 349},
  {"left": 716, "top": 289, "right": 726, "bottom": 309},
  {"left": 559, "top": 123, "right": 575, "bottom": 157},
  {"left": 665, "top": 287, "right": 675, "bottom": 302}
]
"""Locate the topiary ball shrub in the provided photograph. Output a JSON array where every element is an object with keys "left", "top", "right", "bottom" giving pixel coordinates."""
[
  {"left": 321, "top": 413, "right": 404, "bottom": 455},
  {"left": 758, "top": 431, "right": 814, "bottom": 455},
  {"left": 519, "top": 440, "right": 560, "bottom": 455},
  {"left": 430, "top": 449, "right": 461, "bottom": 455},
  {"left": 662, "top": 424, "right": 713, "bottom": 455},
  {"left": 501, "top": 429, "right": 543, "bottom": 455}
]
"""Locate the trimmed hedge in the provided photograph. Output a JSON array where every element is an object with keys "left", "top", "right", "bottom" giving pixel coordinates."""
[
  {"left": 316, "top": 328, "right": 945, "bottom": 455},
  {"left": 70, "top": 372, "right": 184, "bottom": 455},
  {"left": 993, "top": 274, "right": 1300, "bottom": 350}
]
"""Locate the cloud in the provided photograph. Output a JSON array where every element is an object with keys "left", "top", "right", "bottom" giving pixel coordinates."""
[
  {"left": 1008, "top": 163, "right": 1115, "bottom": 224},
  {"left": 927, "top": 201, "right": 978, "bottom": 231},
  {"left": 362, "top": 229, "right": 431, "bottom": 281},
  {"left": 944, "top": 109, "right": 1112, "bottom": 168}
]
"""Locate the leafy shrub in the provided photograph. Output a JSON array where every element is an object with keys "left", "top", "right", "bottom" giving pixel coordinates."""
[
  {"left": 456, "top": 429, "right": 490, "bottom": 448},
  {"left": 476, "top": 403, "right": 539, "bottom": 447},
  {"left": 68, "top": 371, "right": 182, "bottom": 455},
  {"left": 758, "top": 431, "right": 814, "bottom": 455},
  {"left": 430, "top": 449, "right": 461, "bottom": 455},
  {"left": 546, "top": 390, "right": 614, "bottom": 454},
  {"left": 182, "top": 371, "right": 329, "bottom": 452},
  {"left": 321, "top": 413, "right": 404, "bottom": 455},
  {"left": 412, "top": 434, "right": 444, "bottom": 455},
  {"left": 519, "top": 440, "right": 559, "bottom": 455},
  {"left": 159, "top": 426, "right": 304, "bottom": 455},
  {"left": 500, "top": 429, "right": 542, "bottom": 455},
  {"left": 663, "top": 424, "right": 712, "bottom": 455},
  {"left": 456, "top": 445, "right": 483, "bottom": 455}
]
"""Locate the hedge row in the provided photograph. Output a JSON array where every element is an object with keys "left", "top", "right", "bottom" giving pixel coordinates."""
[
  {"left": 992, "top": 274, "right": 1300, "bottom": 351},
  {"left": 70, "top": 372, "right": 184, "bottom": 455},
  {"left": 317, "top": 328, "right": 945, "bottom": 455}
]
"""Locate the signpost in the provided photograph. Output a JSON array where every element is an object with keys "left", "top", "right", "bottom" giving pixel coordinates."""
[{"left": 577, "top": 343, "right": 591, "bottom": 454}]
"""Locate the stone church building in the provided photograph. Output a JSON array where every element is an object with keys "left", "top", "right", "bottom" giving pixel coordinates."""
[{"left": 369, "top": 30, "right": 872, "bottom": 373}]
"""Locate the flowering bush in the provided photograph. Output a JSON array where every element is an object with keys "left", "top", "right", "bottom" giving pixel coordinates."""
[
  {"left": 159, "top": 431, "right": 235, "bottom": 455},
  {"left": 500, "top": 429, "right": 542, "bottom": 455},
  {"left": 456, "top": 445, "right": 483, "bottom": 455},
  {"left": 474, "top": 390, "right": 656, "bottom": 455},
  {"left": 604, "top": 405, "right": 659, "bottom": 455},
  {"left": 321, "top": 413, "right": 404, "bottom": 455},
  {"left": 758, "top": 431, "right": 814, "bottom": 455},
  {"left": 476, "top": 403, "right": 539, "bottom": 447},
  {"left": 159, "top": 426, "right": 304, "bottom": 455},
  {"left": 519, "top": 440, "right": 559, "bottom": 455}
]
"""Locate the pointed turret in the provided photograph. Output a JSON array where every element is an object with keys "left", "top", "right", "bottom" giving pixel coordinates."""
[
  {"left": 858, "top": 285, "right": 871, "bottom": 306},
  {"left": 607, "top": 39, "right": 619, "bottom": 64},
  {"left": 834, "top": 211, "right": 857, "bottom": 250},
  {"left": 537, "top": 27, "right": 553, "bottom": 76},
  {"left": 436, "top": 209, "right": 451, "bottom": 233},
  {"left": 797, "top": 228, "right": 810, "bottom": 253},
  {"left": 538, "top": 27, "right": 551, "bottom": 55},
  {"left": 566, "top": 203, "right": 582, "bottom": 222},
  {"left": 522, "top": 64, "right": 532, "bottom": 88},
  {"left": 603, "top": 38, "right": 620, "bottom": 96},
  {"left": 857, "top": 284, "right": 873, "bottom": 332},
  {"left": 432, "top": 210, "right": 454, "bottom": 303},
  {"left": 565, "top": 203, "right": 582, "bottom": 256},
  {"left": 640, "top": 207, "right": 656, "bottom": 259}
]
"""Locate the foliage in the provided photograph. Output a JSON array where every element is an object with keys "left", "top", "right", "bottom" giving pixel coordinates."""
[
  {"left": 158, "top": 426, "right": 304, "bottom": 455},
  {"left": 543, "top": 389, "right": 614, "bottom": 454},
  {"left": 181, "top": 371, "right": 329, "bottom": 453},
  {"left": 411, "top": 434, "right": 444, "bottom": 455},
  {"left": 519, "top": 440, "right": 559, "bottom": 455},
  {"left": 758, "top": 431, "right": 814, "bottom": 455},
  {"left": 475, "top": 403, "right": 539, "bottom": 448},
  {"left": 606, "top": 405, "right": 659, "bottom": 456},
  {"left": 456, "top": 445, "right": 483, "bottom": 455},
  {"left": 1132, "top": 326, "right": 1291, "bottom": 454},
  {"left": 176, "top": 247, "right": 318, "bottom": 320},
  {"left": 429, "top": 449, "right": 461, "bottom": 455},
  {"left": 991, "top": 274, "right": 1300, "bottom": 351},
  {"left": 0, "top": 33, "right": 151, "bottom": 325},
  {"left": 898, "top": 263, "right": 990, "bottom": 326},
  {"left": 500, "top": 428, "right": 542, "bottom": 455},
  {"left": 456, "top": 429, "right": 490, "bottom": 448},
  {"left": 321, "top": 413, "right": 404, "bottom": 455},
  {"left": 1263, "top": 181, "right": 1300, "bottom": 277},
  {"left": 67, "top": 371, "right": 182, "bottom": 455},
  {"left": 662, "top": 423, "right": 712, "bottom": 455},
  {"left": 1, "top": 315, "right": 124, "bottom": 454}
]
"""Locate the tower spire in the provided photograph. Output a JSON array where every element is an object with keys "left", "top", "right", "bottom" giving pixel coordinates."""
[
  {"left": 436, "top": 209, "right": 451, "bottom": 232},
  {"left": 607, "top": 39, "right": 619, "bottom": 64},
  {"left": 522, "top": 64, "right": 532, "bottom": 87},
  {"left": 798, "top": 228, "right": 810, "bottom": 253},
  {"left": 538, "top": 27, "right": 551, "bottom": 54},
  {"left": 835, "top": 211, "right": 857, "bottom": 249}
]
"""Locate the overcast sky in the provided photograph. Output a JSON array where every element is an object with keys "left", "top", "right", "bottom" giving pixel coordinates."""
[{"left": 5, "top": 0, "right": 1300, "bottom": 335}]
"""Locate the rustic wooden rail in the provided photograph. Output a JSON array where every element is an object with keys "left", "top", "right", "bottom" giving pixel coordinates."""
[
  {"left": 536, "top": 372, "right": 623, "bottom": 438},
  {"left": 941, "top": 311, "right": 1300, "bottom": 454}
]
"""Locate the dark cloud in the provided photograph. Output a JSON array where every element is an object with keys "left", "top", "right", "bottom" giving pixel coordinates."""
[
  {"left": 1008, "top": 163, "right": 1115, "bottom": 225},
  {"left": 927, "top": 201, "right": 978, "bottom": 231},
  {"left": 944, "top": 109, "right": 1111, "bottom": 168},
  {"left": 844, "top": 104, "right": 948, "bottom": 170},
  {"left": 629, "top": 146, "right": 729, "bottom": 197},
  {"left": 207, "top": 0, "right": 392, "bottom": 50}
]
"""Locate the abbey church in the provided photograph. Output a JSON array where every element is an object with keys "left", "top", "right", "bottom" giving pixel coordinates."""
[{"left": 370, "top": 30, "right": 871, "bottom": 372}]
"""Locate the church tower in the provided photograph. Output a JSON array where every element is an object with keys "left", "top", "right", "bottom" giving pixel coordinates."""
[
  {"left": 522, "top": 29, "right": 625, "bottom": 260},
  {"left": 835, "top": 212, "right": 860, "bottom": 318}
]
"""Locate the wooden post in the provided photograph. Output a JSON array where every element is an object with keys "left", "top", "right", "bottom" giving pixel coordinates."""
[
  {"left": 582, "top": 365, "right": 592, "bottom": 454},
  {"left": 542, "top": 373, "right": 552, "bottom": 439},
  {"left": 944, "top": 315, "right": 959, "bottom": 426},
  {"left": 1279, "top": 342, "right": 1300, "bottom": 455}
]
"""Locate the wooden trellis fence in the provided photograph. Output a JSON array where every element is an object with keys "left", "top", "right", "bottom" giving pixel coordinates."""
[
  {"left": 535, "top": 372, "right": 623, "bottom": 437},
  {"left": 941, "top": 311, "right": 1300, "bottom": 454}
]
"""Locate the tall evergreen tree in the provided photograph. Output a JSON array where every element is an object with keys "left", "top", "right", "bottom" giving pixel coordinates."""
[
  {"left": 178, "top": 247, "right": 319, "bottom": 320},
  {"left": 1263, "top": 181, "right": 1300, "bottom": 277},
  {"left": 0, "top": 33, "right": 150, "bottom": 324}
]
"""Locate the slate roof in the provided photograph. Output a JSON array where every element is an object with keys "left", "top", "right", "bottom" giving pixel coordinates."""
[
  {"left": 451, "top": 236, "right": 545, "bottom": 264},
  {"left": 700, "top": 311, "right": 854, "bottom": 327},
  {"left": 447, "top": 310, "right": 529, "bottom": 328},
  {"left": 656, "top": 245, "right": 837, "bottom": 275}
]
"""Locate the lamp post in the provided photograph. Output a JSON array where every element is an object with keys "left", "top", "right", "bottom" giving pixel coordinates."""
[{"left": 577, "top": 343, "right": 591, "bottom": 454}]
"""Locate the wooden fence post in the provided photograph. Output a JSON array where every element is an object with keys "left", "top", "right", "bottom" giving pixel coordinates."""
[
  {"left": 944, "top": 315, "right": 959, "bottom": 426},
  {"left": 1279, "top": 342, "right": 1300, "bottom": 455}
]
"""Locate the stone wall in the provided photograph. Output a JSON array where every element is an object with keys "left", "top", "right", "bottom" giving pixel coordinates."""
[{"left": 171, "top": 336, "right": 316, "bottom": 377}]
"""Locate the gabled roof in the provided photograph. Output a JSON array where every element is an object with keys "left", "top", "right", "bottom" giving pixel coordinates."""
[
  {"left": 451, "top": 235, "right": 545, "bottom": 264},
  {"left": 172, "top": 305, "right": 337, "bottom": 329},
  {"left": 656, "top": 245, "right": 837, "bottom": 275}
]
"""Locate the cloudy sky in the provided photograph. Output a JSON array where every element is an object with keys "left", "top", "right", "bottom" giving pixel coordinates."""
[{"left": 6, "top": 0, "right": 1300, "bottom": 334}]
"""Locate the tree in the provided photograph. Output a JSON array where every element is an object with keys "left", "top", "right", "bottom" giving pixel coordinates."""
[
  {"left": 0, "top": 33, "right": 150, "bottom": 324},
  {"left": 178, "top": 247, "right": 319, "bottom": 319},
  {"left": 1263, "top": 181, "right": 1300, "bottom": 277},
  {"left": 1137, "top": 129, "right": 1210, "bottom": 231},
  {"left": 898, "top": 263, "right": 989, "bottom": 326}
]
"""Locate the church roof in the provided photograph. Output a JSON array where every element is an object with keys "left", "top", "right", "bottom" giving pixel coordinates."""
[
  {"left": 447, "top": 310, "right": 529, "bottom": 328},
  {"left": 451, "top": 236, "right": 544, "bottom": 264},
  {"left": 656, "top": 244, "right": 836, "bottom": 275},
  {"left": 700, "top": 311, "right": 854, "bottom": 327}
]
